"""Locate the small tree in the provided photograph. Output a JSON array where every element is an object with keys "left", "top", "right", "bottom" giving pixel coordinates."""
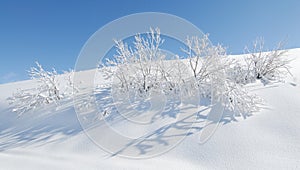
[
  {"left": 99, "top": 28, "right": 183, "bottom": 97},
  {"left": 182, "top": 35, "right": 228, "bottom": 97},
  {"left": 182, "top": 35, "right": 260, "bottom": 117},
  {"left": 8, "top": 62, "right": 75, "bottom": 115},
  {"left": 29, "top": 62, "right": 62, "bottom": 103},
  {"left": 245, "top": 38, "right": 292, "bottom": 82}
]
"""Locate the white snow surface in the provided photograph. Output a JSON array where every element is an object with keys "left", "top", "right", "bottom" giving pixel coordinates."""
[{"left": 1, "top": 49, "right": 300, "bottom": 170}]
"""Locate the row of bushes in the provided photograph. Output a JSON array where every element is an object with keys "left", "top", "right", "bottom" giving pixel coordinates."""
[{"left": 8, "top": 28, "right": 291, "bottom": 118}]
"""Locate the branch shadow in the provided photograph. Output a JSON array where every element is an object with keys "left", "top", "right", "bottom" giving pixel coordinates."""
[
  {"left": 0, "top": 86, "right": 262, "bottom": 156},
  {"left": 80, "top": 87, "right": 255, "bottom": 158},
  {"left": 0, "top": 99, "right": 82, "bottom": 152}
]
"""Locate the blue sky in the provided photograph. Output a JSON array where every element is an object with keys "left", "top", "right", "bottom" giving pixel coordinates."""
[{"left": 1, "top": 0, "right": 300, "bottom": 84}]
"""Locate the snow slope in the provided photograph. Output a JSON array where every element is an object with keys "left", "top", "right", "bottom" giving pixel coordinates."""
[{"left": 0, "top": 49, "right": 300, "bottom": 170}]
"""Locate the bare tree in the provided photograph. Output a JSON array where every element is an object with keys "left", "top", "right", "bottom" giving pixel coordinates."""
[
  {"left": 99, "top": 28, "right": 171, "bottom": 96},
  {"left": 182, "top": 35, "right": 260, "bottom": 117},
  {"left": 8, "top": 62, "right": 75, "bottom": 115},
  {"left": 29, "top": 62, "right": 61, "bottom": 102},
  {"left": 245, "top": 38, "right": 292, "bottom": 82},
  {"left": 182, "top": 35, "right": 229, "bottom": 96}
]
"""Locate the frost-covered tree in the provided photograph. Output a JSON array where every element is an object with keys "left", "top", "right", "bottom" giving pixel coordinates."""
[
  {"left": 182, "top": 35, "right": 260, "bottom": 117},
  {"left": 227, "top": 38, "right": 292, "bottom": 85},
  {"left": 99, "top": 28, "right": 185, "bottom": 97},
  {"left": 182, "top": 35, "right": 228, "bottom": 96},
  {"left": 245, "top": 38, "right": 292, "bottom": 82},
  {"left": 29, "top": 62, "right": 62, "bottom": 102},
  {"left": 8, "top": 62, "right": 75, "bottom": 115}
]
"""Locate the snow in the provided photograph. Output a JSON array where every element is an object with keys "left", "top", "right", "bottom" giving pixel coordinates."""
[{"left": 0, "top": 49, "right": 300, "bottom": 169}]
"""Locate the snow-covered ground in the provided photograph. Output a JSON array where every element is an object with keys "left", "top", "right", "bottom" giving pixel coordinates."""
[{"left": 0, "top": 49, "right": 300, "bottom": 170}]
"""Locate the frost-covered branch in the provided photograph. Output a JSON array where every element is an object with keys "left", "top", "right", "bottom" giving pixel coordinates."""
[
  {"left": 245, "top": 38, "right": 291, "bottom": 83},
  {"left": 182, "top": 35, "right": 260, "bottom": 117},
  {"left": 99, "top": 28, "right": 178, "bottom": 97},
  {"left": 8, "top": 62, "right": 76, "bottom": 115}
]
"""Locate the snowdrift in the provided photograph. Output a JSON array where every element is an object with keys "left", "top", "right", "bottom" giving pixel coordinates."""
[{"left": 0, "top": 49, "right": 300, "bottom": 170}]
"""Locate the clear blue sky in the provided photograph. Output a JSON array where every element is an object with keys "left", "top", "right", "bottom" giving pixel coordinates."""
[{"left": 1, "top": 0, "right": 300, "bottom": 84}]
